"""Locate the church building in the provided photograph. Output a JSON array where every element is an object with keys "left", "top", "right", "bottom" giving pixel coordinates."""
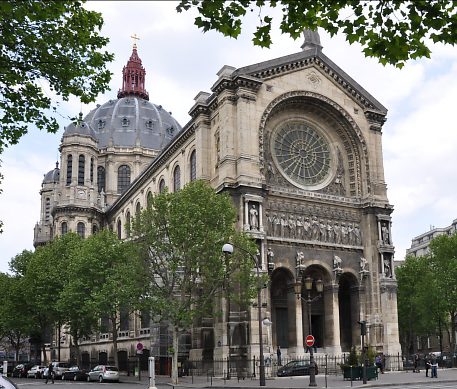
[{"left": 34, "top": 31, "right": 401, "bottom": 371}]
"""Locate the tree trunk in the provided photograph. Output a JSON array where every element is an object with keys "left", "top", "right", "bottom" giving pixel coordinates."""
[
  {"left": 171, "top": 326, "right": 178, "bottom": 384},
  {"left": 73, "top": 332, "right": 81, "bottom": 366}
]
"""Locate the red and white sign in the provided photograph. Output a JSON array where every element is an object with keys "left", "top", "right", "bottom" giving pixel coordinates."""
[
  {"left": 305, "top": 335, "right": 315, "bottom": 347},
  {"left": 136, "top": 342, "right": 144, "bottom": 351}
]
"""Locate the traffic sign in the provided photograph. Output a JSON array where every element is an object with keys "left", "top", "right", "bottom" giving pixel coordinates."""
[
  {"left": 137, "top": 342, "right": 144, "bottom": 351},
  {"left": 305, "top": 335, "right": 315, "bottom": 347}
]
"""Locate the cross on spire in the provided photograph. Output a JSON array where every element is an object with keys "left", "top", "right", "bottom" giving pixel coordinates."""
[{"left": 131, "top": 33, "right": 140, "bottom": 49}]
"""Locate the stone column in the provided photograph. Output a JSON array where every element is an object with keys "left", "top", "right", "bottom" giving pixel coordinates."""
[
  {"left": 324, "top": 283, "right": 342, "bottom": 354},
  {"left": 292, "top": 295, "right": 305, "bottom": 357}
]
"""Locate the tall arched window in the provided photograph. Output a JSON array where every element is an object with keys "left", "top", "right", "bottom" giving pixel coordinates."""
[
  {"left": 66, "top": 155, "right": 73, "bottom": 185},
  {"left": 90, "top": 158, "right": 94, "bottom": 183},
  {"left": 45, "top": 197, "right": 51, "bottom": 222},
  {"left": 61, "top": 222, "right": 68, "bottom": 236},
  {"left": 190, "top": 150, "right": 197, "bottom": 181},
  {"left": 173, "top": 165, "right": 181, "bottom": 192},
  {"left": 97, "top": 166, "right": 106, "bottom": 193},
  {"left": 92, "top": 224, "right": 98, "bottom": 234},
  {"left": 117, "top": 219, "right": 122, "bottom": 239},
  {"left": 159, "top": 179, "right": 166, "bottom": 193},
  {"left": 78, "top": 154, "right": 85, "bottom": 185},
  {"left": 147, "top": 191, "right": 153, "bottom": 207},
  {"left": 135, "top": 202, "right": 141, "bottom": 218},
  {"left": 77, "top": 222, "right": 85, "bottom": 238},
  {"left": 118, "top": 165, "right": 131, "bottom": 193},
  {"left": 125, "top": 211, "right": 131, "bottom": 238}
]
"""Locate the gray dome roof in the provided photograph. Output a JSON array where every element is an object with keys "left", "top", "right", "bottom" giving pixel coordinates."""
[
  {"left": 64, "top": 113, "right": 97, "bottom": 140},
  {"left": 76, "top": 96, "right": 182, "bottom": 150},
  {"left": 43, "top": 164, "right": 60, "bottom": 184}
]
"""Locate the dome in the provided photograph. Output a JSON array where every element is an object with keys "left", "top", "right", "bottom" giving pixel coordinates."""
[
  {"left": 63, "top": 112, "right": 97, "bottom": 140},
  {"left": 83, "top": 97, "right": 181, "bottom": 149},
  {"left": 43, "top": 163, "right": 60, "bottom": 184}
]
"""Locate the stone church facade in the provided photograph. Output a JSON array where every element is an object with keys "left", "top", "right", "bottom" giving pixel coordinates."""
[{"left": 34, "top": 32, "right": 401, "bottom": 370}]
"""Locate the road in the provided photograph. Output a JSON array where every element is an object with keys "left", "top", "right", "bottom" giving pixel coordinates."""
[{"left": 8, "top": 378, "right": 147, "bottom": 389}]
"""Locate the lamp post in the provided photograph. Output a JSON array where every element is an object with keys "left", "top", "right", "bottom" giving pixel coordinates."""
[
  {"left": 222, "top": 243, "right": 266, "bottom": 387},
  {"left": 294, "top": 276, "right": 324, "bottom": 387}
]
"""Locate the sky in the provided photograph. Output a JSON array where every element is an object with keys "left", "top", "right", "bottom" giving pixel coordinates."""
[{"left": 0, "top": 1, "right": 456, "bottom": 273}]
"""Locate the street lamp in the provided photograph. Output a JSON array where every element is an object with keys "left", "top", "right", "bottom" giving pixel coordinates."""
[
  {"left": 222, "top": 243, "right": 266, "bottom": 387},
  {"left": 294, "top": 276, "right": 324, "bottom": 387}
]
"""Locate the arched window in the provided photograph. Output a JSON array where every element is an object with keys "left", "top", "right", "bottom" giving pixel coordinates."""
[
  {"left": 61, "top": 222, "right": 68, "bottom": 236},
  {"left": 66, "top": 155, "right": 72, "bottom": 185},
  {"left": 159, "top": 179, "right": 166, "bottom": 194},
  {"left": 135, "top": 202, "right": 141, "bottom": 218},
  {"left": 90, "top": 158, "right": 94, "bottom": 183},
  {"left": 117, "top": 219, "right": 122, "bottom": 239},
  {"left": 190, "top": 150, "right": 196, "bottom": 181},
  {"left": 92, "top": 224, "right": 98, "bottom": 234},
  {"left": 118, "top": 165, "right": 131, "bottom": 193},
  {"left": 147, "top": 191, "right": 153, "bottom": 207},
  {"left": 125, "top": 211, "right": 131, "bottom": 238},
  {"left": 97, "top": 166, "right": 106, "bottom": 193},
  {"left": 78, "top": 154, "right": 85, "bottom": 185},
  {"left": 77, "top": 222, "right": 85, "bottom": 238},
  {"left": 120, "top": 306, "right": 129, "bottom": 331},
  {"left": 45, "top": 197, "right": 51, "bottom": 222},
  {"left": 173, "top": 165, "right": 181, "bottom": 192}
]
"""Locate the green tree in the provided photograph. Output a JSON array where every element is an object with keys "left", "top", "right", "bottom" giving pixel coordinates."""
[
  {"left": 429, "top": 233, "right": 457, "bottom": 353},
  {"left": 177, "top": 0, "right": 457, "bottom": 68},
  {"left": 0, "top": 0, "right": 113, "bottom": 153},
  {"left": 69, "top": 229, "right": 147, "bottom": 367},
  {"left": 131, "top": 180, "right": 258, "bottom": 384}
]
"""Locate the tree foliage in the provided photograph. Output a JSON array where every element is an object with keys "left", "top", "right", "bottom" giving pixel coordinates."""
[
  {"left": 0, "top": 0, "right": 113, "bottom": 153},
  {"left": 131, "top": 180, "right": 258, "bottom": 383},
  {"left": 177, "top": 0, "right": 457, "bottom": 68}
]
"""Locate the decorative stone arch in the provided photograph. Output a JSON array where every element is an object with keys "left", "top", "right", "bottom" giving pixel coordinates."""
[
  {"left": 258, "top": 91, "right": 371, "bottom": 197},
  {"left": 338, "top": 271, "right": 361, "bottom": 352}
]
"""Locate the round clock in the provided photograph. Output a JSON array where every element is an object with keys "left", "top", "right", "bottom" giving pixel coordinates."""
[{"left": 271, "top": 121, "right": 332, "bottom": 189}]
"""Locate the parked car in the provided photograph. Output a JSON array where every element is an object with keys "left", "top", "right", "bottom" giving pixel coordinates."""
[
  {"left": 12, "top": 363, "right": 34, "bottom": 378},
  {"left": 277, "top": 360, "right": 318, "bottom": 377},
  {"left": 87, "top": 365, "right": 119, "bottom": 383},
  {"left": 50, "top": 361, "right": 70, "bottom": 378},
  {"left": 62, "top": 366, "right": 88, "bottom": 381},
  {"left": 26, "top": 365, "right": 46, "bottom": 379},
  {"left": 0, "top": 375, "right": 18, "bottom": 389}
]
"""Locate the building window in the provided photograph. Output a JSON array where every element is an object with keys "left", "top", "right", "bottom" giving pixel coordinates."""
[
  {"left": 173, "top": 165, "right": 181, "bottom": 192},
  {"left": 77, "top": 222, "right": 85, "bottom": 238},
  {"left": 61, "top": 222, "right": 68, "bottom": 235},
  {"left": 147, "top": 191, "right": 153, "bottom": 207},
  {"left": 97, "top": 166, "right": 106, "bottom": 193},
  {"left": 159, "top": 179, "right": 166, "bottom": 193},
  {"left": 90, "top": 158, "right": 94, "bottom": 183},
  {"left": 117, "top": 219, "right": 122, "bottom": 239},
  {"left": 66, "top": 155, "right": 72, "bottom": 185},
  {"left": 45, "top": 197, "right": 51, "bottom": 222},
  {"left": 118, "top": 165, "right": 131, "bottom": 193},
  {"left": 135, "top": 202, "right": 141, "bottom": 219},
  {"left": 190, "top": 150, "right": 196, "bottom": 181},
  {"left": 78, "top": 155, "right": 85, "bottom": 185},
  {"left": 120, "top": 307, "right": 129, "bottom": 331},
  {"left": 125, "top": 211, "right": 131, "bottom": 238},
  {"left": 92, "top": 224, "right": 98, "bottom": 234},
  {"left": 140, "top": 311, "right": 150, "bottom": 328}
]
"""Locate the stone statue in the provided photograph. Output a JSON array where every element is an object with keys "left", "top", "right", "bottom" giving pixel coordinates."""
[
  {"left": 274, "top": 213, "right": 281, "bottom": 236},
  {"left": 296, "top": 251, "right": 305, "bottom": 267},
  {"left": 249, "top": 204, "right": 259, "bottom": 230},
  {"left": 289, "top": 215, "right": 296, "bottom": 239},
  {"left": 353, "top": 224, "right": 362, "bottom": 245},
  {"left": 303, "top": 217, "right": 311, "bottom": 240},
  {"left": 384, "top": 257, "right": 392, "bottom": 278},
  {"left": 267, "top": 247, "right": 275, "bottom": 262},
  {"left": 341, "top": 223, "right": 348, "bottom": 244},
  {"left": 333, "top": 222, "right": 341, "bottom": 244},
  {"left": 381, "top": 223, "right": 390, "bottom": 245},
  {"left": 360, "top": 257, "right": 368, "bottom": 272},
  {"left": 296, "top": 216, "right": 304, "bottom": 240},
  {"left": 333, "top": 255, "right": 342, "bottom": 270},
  {"left": 311, "top": 216, "right": 320, "bottom": 240},
  {"left": 280, "top": 214, "right": 287, "bottom": 238},
  {"left": 327, "top": 220, "right": 334, "bottom": 243}
]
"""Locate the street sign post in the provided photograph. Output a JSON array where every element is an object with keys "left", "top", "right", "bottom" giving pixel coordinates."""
[{"left": 305, "top": 335, "right": 315, "bottom": 347}]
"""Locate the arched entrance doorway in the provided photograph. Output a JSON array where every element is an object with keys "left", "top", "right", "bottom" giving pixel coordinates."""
[{"left": 338, "top": 272, "right": 360, "bottom": 352}]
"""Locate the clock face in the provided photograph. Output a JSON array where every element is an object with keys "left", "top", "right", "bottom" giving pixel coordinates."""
[{"left": 271, "top": 121, "right": 332, "bottom": 188}]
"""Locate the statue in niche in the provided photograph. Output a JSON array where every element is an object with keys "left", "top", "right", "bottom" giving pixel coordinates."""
[
  {"left": 384, "top": 256, "right": 392, "bottom": 278},
  {"left": 348, "top": 223, "right": 355, "bottom": 245},
  {"left": 249, "top": 204, "right": 259, "bottom": 230},
  {"left": 341, "top": 222, "right": 349, "bottom": 244},
  {"left": 303, "top": 217, "right": 311, "bottom": 240},
  {"left": 360, "top": 257, "right": 368, "bottom": 272},
  {"left": 267, "top": 247, "right": 275, "bottom": 262},
  {"left": 289, "top": 215, "right": 296, "bottom": 239},
  {"left": 333, "top": 255, "right": 343, "bottom": 270},
  {"left": 311, "top": 216, "right": 320, "bottom": 240},
  {"left": 326, "top": 220, "right": 334, "bottom": 243},
  {"left": 280, "top": 214, "right": 287, "bottom": 238},
  {"left": 296, "top": 216, "right": 304, "bottom": 240},
  {"left": 354, "top": 224, "right": 362, "bottom": 245},
  {"left": 319, "top": 219, "right": 327, "bottom": 241},
  {"left": 381, "top": 222, "right": 390, "bottom": 245},
  {"left": 333, "top": 222, "right": 341, "bottom": 244},
  {"left": 296, "top": 251, "right": 305, "bottom": 267}
]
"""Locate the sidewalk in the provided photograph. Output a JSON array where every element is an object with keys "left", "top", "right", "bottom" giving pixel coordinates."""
[{"left": 121, "top": 367, "right": 457, "bottom": 388}]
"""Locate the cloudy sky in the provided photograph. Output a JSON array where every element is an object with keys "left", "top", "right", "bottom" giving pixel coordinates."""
[{"left": 0, "top": 1, "right": 456, "bottom": 273}]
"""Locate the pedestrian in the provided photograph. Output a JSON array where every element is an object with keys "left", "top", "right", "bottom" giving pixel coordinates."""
[
  {"left": 413, "top": 353, "right": 419, "bottom": 373},
  {"left": 425, "top": 354, "right": 430, "bottom": 377},
  {"left": 375, "top": 354, "right": 384, "bottom": 374},
  {"left": 45, "top": 362, "right": 54, "bottom": 384},
  {"left": 277, "top": 345, "right": 282, "bottom": 366},
  {"left": 430, "top": 354, "right": 438, "bottom": 378}
]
